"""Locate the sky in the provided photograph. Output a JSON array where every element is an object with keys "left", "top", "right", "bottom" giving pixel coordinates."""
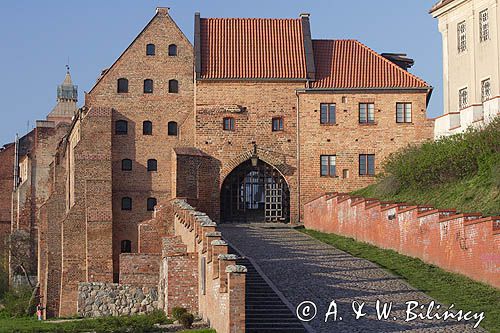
[{"left": 0, "top": 0, "right": 442, "bottom": 145}]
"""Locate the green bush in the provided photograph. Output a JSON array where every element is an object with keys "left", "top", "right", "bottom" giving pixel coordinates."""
[
  {"left": 179, "top": 312, "right": 194, "bottom": 329},
  {"left": 171, "top": 306, "right": 188, "bottom": 321},
  {"left": 1, "top": 286, "right": 33, "bottom": 317},
  {"left": 382, "top": 117, "right": 500, "bottom": 188}
]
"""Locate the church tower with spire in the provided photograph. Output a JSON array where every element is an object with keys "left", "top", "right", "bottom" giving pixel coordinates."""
[{"left": 46, "top": 66, "right": 78, "bottom": 124}]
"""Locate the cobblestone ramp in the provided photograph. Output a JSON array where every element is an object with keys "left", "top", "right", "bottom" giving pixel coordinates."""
[{"left": 219, "top": 224, "right": 485, "bottom": 333}]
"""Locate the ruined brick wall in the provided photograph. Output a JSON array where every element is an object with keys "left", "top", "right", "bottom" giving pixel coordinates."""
[
  {"left": 57, "top": 107, "right": 113, "bottom": 317},
  {"left": 119, "top": 253, "right": 160, "bottom": 286},
  {"left": 173, "top": 148, "right": 220, "bottom": 220},
  {"left": 39, "top": 151, "right": 67, "bottom": 318},
  {"left": 158, "top": 200, "right": 247, "bottom": 333},
  {"left": 195, "top": 81, "right": 304, "bottom": 221},
  {"left": 304, "top": 193, "right": 500, "bottom": 288},
  {"left": 298, "top": 91, "right": 433, "bottom": 219},
  {"left": 85, "top": 8, "right": 194, "bottom": 273},
  {"left": 0, "top": 144, "right": 14, "bottom": 265}
]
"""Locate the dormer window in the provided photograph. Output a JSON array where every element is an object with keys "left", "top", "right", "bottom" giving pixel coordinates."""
[
  {"left": 146, "top": 43, "right": 155, "bottom": 56},
  {"left": 168, "top": 44, "right": 177, "bottom": 56}
]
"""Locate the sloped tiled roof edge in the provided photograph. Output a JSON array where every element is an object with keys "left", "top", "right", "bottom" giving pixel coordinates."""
[{"left": 310, "top": 39, "right": 431, "bottom": 90}]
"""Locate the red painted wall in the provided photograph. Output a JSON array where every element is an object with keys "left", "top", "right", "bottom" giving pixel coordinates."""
[{"left": 304, "top": 193, "right": 500, "bottom": 288}]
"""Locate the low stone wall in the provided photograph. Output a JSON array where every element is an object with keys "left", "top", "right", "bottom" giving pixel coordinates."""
[
  {"left": 304, "top": 192, "right": 500, "bottom": 288},
  {"left": 77, "top": 282, "right": 158, "bottom": 317}
]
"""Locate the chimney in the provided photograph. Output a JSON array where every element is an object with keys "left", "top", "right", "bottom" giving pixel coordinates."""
[
  {"left": 300, "top": 13, "right": 310, "bottom": 18},
  {"left": 381, "top": 53, "right": 415, "bottom": 71},
  {"left": 156, "top": 7, "right": 170, "bottom": 15}
]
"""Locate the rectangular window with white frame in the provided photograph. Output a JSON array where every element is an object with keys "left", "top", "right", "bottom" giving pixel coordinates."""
[
  {"left": 396, "top": 103, "right": 412, "bottom": 123},
  {"left": 457, "top": 21, "right": 466, "bottom": 53},
  {"left": 481, "top": 79, "right": 491, "bottom": 102},
  {"left": 459, "top": 87, "right": 468, "bottom": 109},
  {"left": 359, "top": 103, "right": 375, "bottom": 124},
  {"left": 320, "top": 155, "right": 336, "bottom": 177},
  {"left": 479, "top": 9, "right": 489, "bottom": 42}
]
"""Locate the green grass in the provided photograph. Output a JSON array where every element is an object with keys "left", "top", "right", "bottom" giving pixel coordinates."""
[
  {"left": 0, "top": 312, "right": 177, "bottom": 332},
  {"left": 300, "top": 228, "right": 500, "bottom": 333},
  {"left": 354, "top": 116, "right": 500, "bottom": 215},
  {"left": 353, "top": 172, "right": 499, "bottom": 215}
]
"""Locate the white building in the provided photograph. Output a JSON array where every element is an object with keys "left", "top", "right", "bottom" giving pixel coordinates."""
[{"left": 431, "top": 0, "right": 500, "bottom": 138}]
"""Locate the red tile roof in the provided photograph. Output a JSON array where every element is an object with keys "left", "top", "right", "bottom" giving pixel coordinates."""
[
  {"left": 311, "top": 40, "right": 430, "bottom": 89},
  {"left": 200, "top": 18, "right": 308, "bottom": 79}
]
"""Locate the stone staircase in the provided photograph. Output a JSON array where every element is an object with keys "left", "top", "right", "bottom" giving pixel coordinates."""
[{"left": 234, "top": 255, "right": 307, "bottom": 332}]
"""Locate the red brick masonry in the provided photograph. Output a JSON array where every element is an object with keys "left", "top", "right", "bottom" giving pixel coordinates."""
[{"left": 304, "top": 193, "right": 500, "bottom": 288}]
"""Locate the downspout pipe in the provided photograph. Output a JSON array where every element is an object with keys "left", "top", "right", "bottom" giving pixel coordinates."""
[{"left": 295, "top": 89, "right": 301, "bottom": 223}]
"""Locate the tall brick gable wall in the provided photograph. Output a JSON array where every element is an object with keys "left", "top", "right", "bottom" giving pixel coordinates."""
[{"left": 85, "top": 8, "right": 194, "bottom": 272}]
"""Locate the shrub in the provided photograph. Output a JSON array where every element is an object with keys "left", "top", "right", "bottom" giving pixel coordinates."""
[
  {"left": 171, "top": 306, "right": 187, "bottom": 321},
  {"left": 1, "top": 287, "right": 33, "bottom": 317},
  {"left": 147, "top": 309, "right": 170, "bottom": 325},
  {"left": 178, "top": 312, "right": 194, "bottom": 329},
  {"left": 382, "top": 116, "right": 500, "bottom": 188}
]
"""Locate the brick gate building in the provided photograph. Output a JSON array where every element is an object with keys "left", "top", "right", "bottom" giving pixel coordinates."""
[{"left": 2, "top": 7, "right": 434, "bottom": 317}]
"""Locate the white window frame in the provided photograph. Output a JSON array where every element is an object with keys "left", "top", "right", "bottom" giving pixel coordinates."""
[
  {"left": 479, "top": 9, "right": 489, "bottom": 42},
  {"left": 481, "top": 78, "right": 491, "bottom": 102},
  {"left": 457, "top": 21, "right": 467, "bottom": 53},
  {"left": 459, "top": 87, "right": 468, "bottom": 109}
]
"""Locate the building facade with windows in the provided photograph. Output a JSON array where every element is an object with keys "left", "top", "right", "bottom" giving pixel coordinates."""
[
  {"left": 3, "top": 8, "right": 434, "bottom": 317},
  {"left": 431, "top": 0, "right": 500, "bottom": 137}
]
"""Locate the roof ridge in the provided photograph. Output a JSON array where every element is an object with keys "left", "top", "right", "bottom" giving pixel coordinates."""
[
  {"left": 201, "top": 17, "right": 302, "bottom": 21},
  {"left": 352, "top": 40, "right": 431, "bottom": 88}
]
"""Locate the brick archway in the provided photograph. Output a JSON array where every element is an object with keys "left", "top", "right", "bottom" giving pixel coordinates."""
[{"left": 220, "top": 148, "right": 291, "bottom": 186}]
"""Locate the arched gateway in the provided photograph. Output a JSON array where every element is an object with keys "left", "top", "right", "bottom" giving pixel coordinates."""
[{"left": 220, "top": 159, "right": 290, "bottom": 223}]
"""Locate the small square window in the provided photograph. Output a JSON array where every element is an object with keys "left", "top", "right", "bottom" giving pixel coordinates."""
[
  {"left": 121, "top": 159, "right": 132, "bottom": 171},
  {"left": 223, "top": 117, "right": 235, "bottom": 131},
  {"left": 147, "top": 159, "right": 157, "bottom": 172},
  {"left": 121, "top": 197, "right": 132, "bottom": 211},
  {"left": 272, "top": 117, "right": 284, "bottom": 131},
  {"left": 147, "top": 197, "right": 157, "bottom": 211}
]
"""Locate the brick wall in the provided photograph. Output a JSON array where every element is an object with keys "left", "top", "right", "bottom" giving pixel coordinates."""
[
  {"left": 85, "top": 8, "right": 194, "bottom": 272},
  {"left": 158, "top": 199, "right": 247, "bottom": 333},
  {"left": 298, "top": 91, "right": 433, "bottom": 218},
  {"left": 195, "top": 81, "right": 303, "bottom": 222},
  {"left": 0, "top": 144, "right": 14, "bottom": 265},
  {"left": 304, "top": 193, "right": 500, "bottom": 288},
  {"left": 119, "top": 253, "right": 160, "bottom": 286},
  {"left": 56, "top": 107, "right": 113, "bottom": 316}
]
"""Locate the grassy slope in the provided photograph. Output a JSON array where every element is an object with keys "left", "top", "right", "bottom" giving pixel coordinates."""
[
  {"left": 300, "top": 229, "right": 500, "bottom": 333},
  {"left": 353, "top": 172, "right": 499, "bottom": 215}
]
